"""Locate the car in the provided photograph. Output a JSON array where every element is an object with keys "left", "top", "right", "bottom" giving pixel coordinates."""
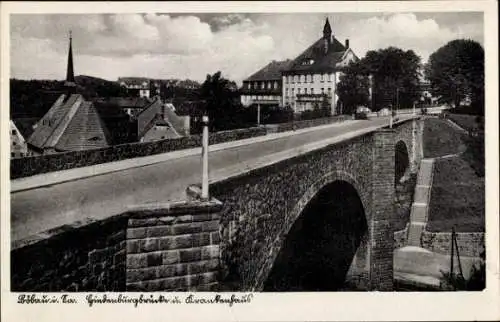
[
  {"left": 379, "top": 108, "right": 390, "bottom": 116},
  {"left": 356, "top": 106, "right": 371, "bottom": 114}
]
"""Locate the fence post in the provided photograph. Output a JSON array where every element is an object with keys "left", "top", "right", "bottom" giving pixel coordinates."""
[{"left": 201, "top": 115, "right": 209, "bottom": 200}]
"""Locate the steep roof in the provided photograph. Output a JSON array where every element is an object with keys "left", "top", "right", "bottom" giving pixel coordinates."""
[
  {"left": 284, "top": 37, "right": 347, "bottom": 74},
  {"left": 244, "top": 60, "right": 293, "bottom": 81},
  {"left": 28, "top": 94, "right": 109, "bottom": 151},
  {"left": 55, "top": 101, "right": 110, "bottom": 151}
]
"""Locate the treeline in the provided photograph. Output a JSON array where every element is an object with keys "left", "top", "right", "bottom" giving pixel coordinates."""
[{"left": 10, "top": 76, "right": 128, "bottom": 119}]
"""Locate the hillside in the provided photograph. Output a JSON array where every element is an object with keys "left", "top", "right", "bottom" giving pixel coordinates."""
[{"left": 10, "top": 76, "right": 127, "bottom": 119}]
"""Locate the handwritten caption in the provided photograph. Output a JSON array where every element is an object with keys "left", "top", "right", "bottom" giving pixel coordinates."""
[{"left": 18, "top": 293, "right": 254, "bottom": 307}]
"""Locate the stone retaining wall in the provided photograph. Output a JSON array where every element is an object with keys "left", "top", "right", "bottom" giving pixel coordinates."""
[
  {"left": 394, "top": 224, "right": 409, "bottom": 249},
  {"left": 421, "top": 231, "right": 484, "bottom": 257}
]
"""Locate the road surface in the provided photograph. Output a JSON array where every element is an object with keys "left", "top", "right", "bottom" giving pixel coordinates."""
[{"left": 12, "top": 116, "right": 399, "bottom": 242}]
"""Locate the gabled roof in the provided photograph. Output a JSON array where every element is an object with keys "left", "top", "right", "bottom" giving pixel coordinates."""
[
  {"left": 284, "top": 37, "right": 347, "bottom": 74},
  {"left": 55, "top": 101, "right": 110, "bottom": 151},
  {"left": 244, "top": 60, "right": 293, "bottom": 82},
  {"left": 28, "top": 94, "right": 109, "bottom": 151}
]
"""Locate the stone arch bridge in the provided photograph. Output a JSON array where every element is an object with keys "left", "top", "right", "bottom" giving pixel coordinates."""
[{"left": 11, "top": 117, "right": 423, "bottom": 292}]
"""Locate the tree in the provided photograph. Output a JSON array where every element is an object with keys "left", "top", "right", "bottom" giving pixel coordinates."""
[
  {"left": 337, "top": 47, "right": 421, "bottom": 112},
  {"left": 425, "top": 39, "right": 484, "bottom": 113},
  {"left": 363, "top": 47, "right": 422, "bottom": 111},
  {"left": 337, "top": 62, "right": 371, "bottom": 114},
  {"left": 199, "top": 71, "right": 248, "bottom": 131}
]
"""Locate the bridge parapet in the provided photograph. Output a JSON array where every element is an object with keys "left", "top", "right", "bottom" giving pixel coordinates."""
[{"left": 11, "top": 186, "right": 223, "bottom": 292}]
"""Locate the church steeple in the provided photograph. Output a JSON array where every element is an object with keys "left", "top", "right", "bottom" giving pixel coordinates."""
[
  {"left": 323, "top": 18, "right": 332, "bottom": 54},
  {"left": 64, "top": 30, "right": 76, "bottom": 89},
  {"left": 323, "top": 17, "right": 332, "bottom": 39}
]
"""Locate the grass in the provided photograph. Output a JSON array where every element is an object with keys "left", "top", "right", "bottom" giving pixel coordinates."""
[
  {"left": 423, "top": 118, "right": 467, "bottom": 158},
  {"left": 445, "top": 114, "right": 480, "bottom": 133},
  {"left": 427, "top": 157, "right": 485, "bottom": 232},
  {"left": 423, "top": 117, "right": 485, "bottom": 233}
]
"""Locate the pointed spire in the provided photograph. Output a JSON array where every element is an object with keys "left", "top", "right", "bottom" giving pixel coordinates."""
[
  {"left": 65, "top": 30, "right": 76, "bottom": 88},
  {"left": 323, "top": 17, "right": 332, "bottom": 39}
]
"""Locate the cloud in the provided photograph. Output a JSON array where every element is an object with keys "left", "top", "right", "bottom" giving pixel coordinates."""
[{"left": 10, "top": 13, "right": 483, "bottom": 83}]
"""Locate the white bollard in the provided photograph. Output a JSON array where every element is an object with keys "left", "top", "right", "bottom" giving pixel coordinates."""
[{"left": 201, "top": 115, "right": 209, "bottom": 199}]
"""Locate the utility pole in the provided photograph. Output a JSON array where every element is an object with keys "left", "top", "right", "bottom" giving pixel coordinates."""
[
  {"left": 257, "top": 103, "right": 261, "bottom": 126},
  {"left": 201, "top": 115, "right": 209, "bottom": 199}
]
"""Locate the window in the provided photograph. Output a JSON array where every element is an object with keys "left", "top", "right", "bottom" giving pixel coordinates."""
[
  {"left": 300, "top": 75, "right": 305, "bottom": 83},
  {"left": 289, "top": 76, "right": 293, "bottom": 83},
  {"left": 261, "top": 82, "right": 265, "bottom": 89},
  {"left": 306, "top": 75, "right": 311, "bottom": 83},
  {"left": 294, "top": 75, "right": 298, "bottom": 83},
  {"left": 267, "top": 82, "right": 271, "bottom": 89},
  {"left": 320, "top": 74, "right": 324, "bottom": 82},
  {"left": 321, "top": 88, "right": 324, "bottom": 94},
  {"left": 310, "top": 88, "right": 314, "bottom": 94},
  {"left": 13, "top": 141, "right": 17, "bottom": 146},
  {"left": 329, "top": 74, "right": 334, "bottom": 82},
  {"left": 12, "top": 129, "right": 17, "bottom": 135},
  {"left": 11, "top": 153, "right": 15, "bottom": 158},
  {"left": 248, "top": 83, "right": 252, "bottom": 89},
  {"left": 310, "top": 75, "right": 314, "bottom": 83},
  {"left": 274, "top": 81, "right": 278, "bottom": 89},
  {"left": 304, "top": 88, "right": 308, "bottom": 94}
]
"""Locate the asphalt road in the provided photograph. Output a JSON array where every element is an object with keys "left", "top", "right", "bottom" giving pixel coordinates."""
[{"left": 11, "top": 116, "right": 395, "bottom": 242}]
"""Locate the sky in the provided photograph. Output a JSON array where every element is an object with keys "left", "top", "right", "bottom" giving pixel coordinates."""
[{"left": 10, "top": 12, "right": 484, "bottom": 84}]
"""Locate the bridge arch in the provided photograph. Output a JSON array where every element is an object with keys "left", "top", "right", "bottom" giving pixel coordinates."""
[
  {"left": 395, "top": 140, "right": 410, "bottom": 184},
  {"left": 255, "top": 170, "right": 370, "bottom": 291}
]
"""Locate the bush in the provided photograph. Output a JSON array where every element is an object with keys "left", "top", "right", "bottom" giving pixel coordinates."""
[
  {"left": 440, "top": 249, "right": 485, "bottom": 291},
  {"left": 421, "top": 107, "right": 428, "bottom": 115}
]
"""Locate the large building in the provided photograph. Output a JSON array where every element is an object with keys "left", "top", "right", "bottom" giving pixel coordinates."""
[
  {"left": 241, "top": 18, "right": 358, "bottom": 115},
  {"left": 240, "top": 59, "right": 293, "bottom": 108}
]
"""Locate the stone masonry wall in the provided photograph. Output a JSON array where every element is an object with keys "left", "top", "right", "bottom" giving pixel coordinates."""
[
  {"left": 12, "top": 116, "right": 353, "bottom": 179},
  {"left": 125, "top": 198, "right": 222, "bottom": 292},
  {"left": 11, "top": 196, "right": 223, "bottom": 292},
  {"left": 211, "top": 133, "right": 375, "bottom": 291},
  {"left": 11, "top": 127, "right": 267, "bottom": 179},
  {"left": 11, "top": 216, "right": 128, "bottom": 292},
  {"left": 394, "top": 224, "right": 409, "bottom": 249},
  {"left": 421, "top": 231, "right": 484, "bottom": 257},
  {"left": 369, "top": 130, "right": 396, "bottom": 291}
]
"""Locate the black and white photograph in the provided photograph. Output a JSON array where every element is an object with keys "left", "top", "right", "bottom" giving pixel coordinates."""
[{"left": 1, "top": 1, "right": 498, "bottom": 321}]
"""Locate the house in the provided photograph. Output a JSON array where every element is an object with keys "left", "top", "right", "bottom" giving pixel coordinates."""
[
  {"left": 118, "top": 77, "right": 160, "bottom": 98},
  {"left": 10, "top": 120, "right": 29, "bottom": 158},
  {"left": 241, "top": 18, "right": 359, "bottom": 115},
  {"left": 240, "top": 59, "right": 293, "bottom": 108},
  {"left": 282, "top": 18, "right": 358, "bottom": 114}
]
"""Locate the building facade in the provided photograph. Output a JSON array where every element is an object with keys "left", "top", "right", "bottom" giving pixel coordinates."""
[
  {"left": 10, "top": 120, "right": 29, "bottom": 158},
  {"left": 282, "top": 18, "right": 358, "bottom": 115},
  {"left": 241, "top": 18, "right": 358, "bottom": 115},
  {"left": 240, "top": 60, "right": 292, "bottom": 108},
  {"left": 118, "top": 78, "right": 160, "bottom": 98}
]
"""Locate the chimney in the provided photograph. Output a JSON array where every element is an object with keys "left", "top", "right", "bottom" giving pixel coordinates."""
[{"left": 345, "top": 39, "right": 350, "bottom": 49}]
